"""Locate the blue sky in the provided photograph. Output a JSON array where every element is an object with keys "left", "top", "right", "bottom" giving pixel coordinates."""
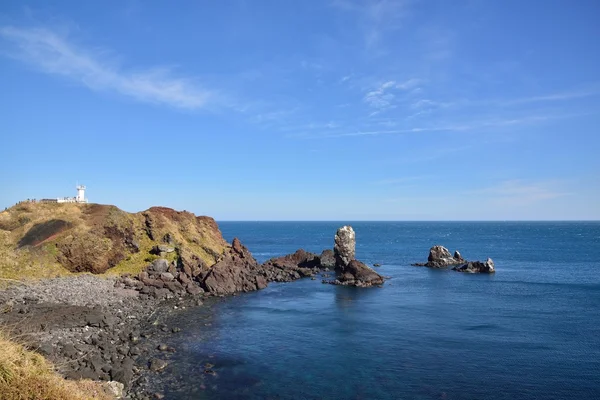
[{"left": 1, "top": 0, "right": 599, "bottom": 220}]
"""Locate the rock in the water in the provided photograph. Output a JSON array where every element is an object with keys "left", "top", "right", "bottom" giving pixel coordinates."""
[
  {"left": 334, "top": 226, "right": 355, "bottom": 268},
  {"left": 319, "top": 249, "right": 335, "bottom": 268},
  {"left": 453, "top": 258, "right": 495, "bottom": 273},
  {"left": 260, "top": 249, "right": 322, "bottom": 282},
  {"left": 329, "top": 226, "right": 384, "bottom": 287},
  {"left": 335, "top": 260, "right": 385, "bottom": 287},
  {"left": 202, "top": 238, "right": 265, "bottom": 295},
  {"left": 148, "top": 358, "right": 168, "bottom": 372},
  {"left": 454, "top": 250, "right": 464, "bottom": 261},
  {"left": 413, "top": 245, "right": 465, "bottom": 268}
]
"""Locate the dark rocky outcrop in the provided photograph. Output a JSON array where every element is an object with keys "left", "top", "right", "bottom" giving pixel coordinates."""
[
  {"left": 326, "top": 226, "right": 384, "bottom": 287},
  {"left": 319, "top": 249, "right": 335, "bottom": 268},
  {"left": 202, "top": 238, "right": 267, "bottom": 295},
  {"left": 413, "top": 245, "right": 465, "bottom": 268},
  {"left": 260, "top": 249, "right": 322, "bottom": 282},
  {"left": 413, "top": 246, "right": 496, "bottom": 273},
  {"left": 330, "top": 259, "right": 385, "bottom": 287},
  {"left": 453, "top": 258, "right": 495, "bottom": 273}
]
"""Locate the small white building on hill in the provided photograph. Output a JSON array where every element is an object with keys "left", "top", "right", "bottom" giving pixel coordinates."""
[{"left": 41, "top": 185, "right": 88, "bottom": 203}]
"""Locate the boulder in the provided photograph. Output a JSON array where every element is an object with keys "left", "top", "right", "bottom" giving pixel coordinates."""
[
  {"left": 148, "top": 358, "right": 168, "bottom": 372},
  {"left": 150, "top": 259, "right": 169, "bottom": 273},
  {"left": 159, "top": 272, "right": 174, "bottom": 282},
  {"left": 334, "top": 226, "right": 355, "bottom": 268},
  {"left": 453, "top": 258, "right": 495, "bottom": 273},
  {"left": 102, "top": 381, "right": 125, "bottom": 399},
  {"left": 150, "top": 245, "right": 175, "bottom": 255}
]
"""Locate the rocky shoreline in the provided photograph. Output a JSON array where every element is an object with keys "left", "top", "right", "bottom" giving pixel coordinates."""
[
  {"left": 0, "top": 226, "right": 386, "bottom": 399},
  {"left": 0, "top": 223, "right": 497, "bottom": 399}
]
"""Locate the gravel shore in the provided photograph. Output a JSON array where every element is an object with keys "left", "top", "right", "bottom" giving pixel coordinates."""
[{"left": 0, "top": 274, "right": 210, "bottom": 399}]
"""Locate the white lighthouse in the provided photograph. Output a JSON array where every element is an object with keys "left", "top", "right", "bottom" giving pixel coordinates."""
[{"left": 76, "top": 185, "right": 87, "bottom": 203}]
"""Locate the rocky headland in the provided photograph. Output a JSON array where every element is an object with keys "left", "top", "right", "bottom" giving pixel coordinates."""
[
  {"left": 0, "top": 203, "right": 385, "bottom": 399},
  {"left": 1, "top": 203, "right": 495, "bottom": 399}
]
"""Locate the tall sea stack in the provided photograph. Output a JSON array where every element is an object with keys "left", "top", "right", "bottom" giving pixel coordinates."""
[{"left": 331, "top": 226, "right": 384, "bottom": 287}]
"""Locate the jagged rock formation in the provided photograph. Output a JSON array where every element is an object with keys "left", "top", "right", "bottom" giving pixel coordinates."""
[
  {"left": 413, "top": 245, "right": 465, "bottom": 268},
  {"left": 334, "top": 225, "right": 355, "bottom": 268},
  {"left": 260, "top": 249, "right": 322, "bottom": 282},
  {"left": 202, "top": 238, "right": 267, "bottom": 295},
  {"left": 328, "top": 226, "right": 384, "bottom": 287},
  {"left": 453, "top": 258, "right": 496, "bottom": 273},
  {"left": 413, "top": 245, "right": 496, "bottom": 273}
]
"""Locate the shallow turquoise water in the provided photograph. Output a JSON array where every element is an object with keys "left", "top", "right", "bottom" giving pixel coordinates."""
[{"left": 163, "top": 222, "right": 600, "bottom": 399}]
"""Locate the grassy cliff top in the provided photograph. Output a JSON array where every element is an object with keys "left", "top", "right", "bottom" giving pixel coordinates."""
[{"left": 0, "top": 202, "right": 228, "bottom": 282}]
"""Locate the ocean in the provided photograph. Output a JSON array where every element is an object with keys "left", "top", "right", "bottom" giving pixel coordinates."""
[{"left": 159, "top": 222, "right": 600, "bottom": 399}]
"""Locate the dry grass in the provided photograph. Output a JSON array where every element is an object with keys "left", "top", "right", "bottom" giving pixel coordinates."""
[
  {"left": 0, "top": 331, "right": 114, "bottom": 400},
  {"left": 0, "top": 202, "right": 228, "bottom": 282}
]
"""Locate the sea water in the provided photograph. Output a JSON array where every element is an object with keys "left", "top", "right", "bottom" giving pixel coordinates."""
[{"left": 161, "top": 222, "right": 600, "bottom": 399}]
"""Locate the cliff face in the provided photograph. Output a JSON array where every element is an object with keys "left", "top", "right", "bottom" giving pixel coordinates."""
[{"left": 0, "top": 202, "right": 227, "bottom": 279}]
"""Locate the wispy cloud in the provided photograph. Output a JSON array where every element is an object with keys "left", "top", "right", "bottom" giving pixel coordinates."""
[
  {"left": 501, "top": 87, "right": 600, "bottom": 106},
  {"left": 288, "top": 111, "right": 585, "bottom": 139},
  {"left": 0, "top": 26, "right": 214, "bottom": 110},
  {"left": 363, "top": 78, "right": 422, "bottom": 114},
  {"left": 473, "top": 180, "right": 570, "bottom": 206},
  {"left": 364, "top": 80, "right": 397, "bottom": 110},
  {"left": 331, "top": 0, "right": 411, "bottom": 49}
]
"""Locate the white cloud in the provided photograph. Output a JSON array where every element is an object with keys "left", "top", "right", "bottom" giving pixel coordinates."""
[
  {"left": 363, "top": 80, "right": 397, "bottom": 109},
  {"left": 363, "top": 78, "right": 421, "bottom": 111},
  {"left": 396, "top": 78, "right": 422, "bottom": 90},
  {"left": 331, "top": 0, "right": 411, "bottom": 49},
  {"left": 0, "top": 26, "right": 213, "bottom": 110},
  {"left": 474, "top": 180, "right": 570, "bottom": 206},
  {"left": 501, "top": 88, "right": 600, "bottom": 106}
]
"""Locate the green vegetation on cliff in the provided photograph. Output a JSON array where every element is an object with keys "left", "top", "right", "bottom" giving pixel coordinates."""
[{"left": 0, "top": 202, "right": 228, "bottom": 281}]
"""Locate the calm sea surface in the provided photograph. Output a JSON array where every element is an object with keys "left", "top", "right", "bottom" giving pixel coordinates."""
[{"left": 160, "top": 222, "right": 600, "bottom": 400}]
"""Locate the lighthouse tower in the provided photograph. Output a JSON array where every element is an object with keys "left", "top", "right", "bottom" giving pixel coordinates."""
[{"left": 76, "top": 185, "right": 87, "bottom": 203}]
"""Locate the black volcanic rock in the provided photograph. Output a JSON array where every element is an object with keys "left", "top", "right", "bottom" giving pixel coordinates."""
[
  {"left": 453, "top": 258, "right": 496, "bottom": 273},
  {"left": 319, "top": 249, "right": 335, "bottom": 268},
  {"left": 332, "top": 260, "right": 385, "bottom": 287},
  {"left": 202, "top": 238, "right": 267, "bottom": 294},
  {"left": 261, "top": 249, "right": 322, "bottom": 282},
  {"left": 413, "top": 245, "right": 465, "bottom": 268}
]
